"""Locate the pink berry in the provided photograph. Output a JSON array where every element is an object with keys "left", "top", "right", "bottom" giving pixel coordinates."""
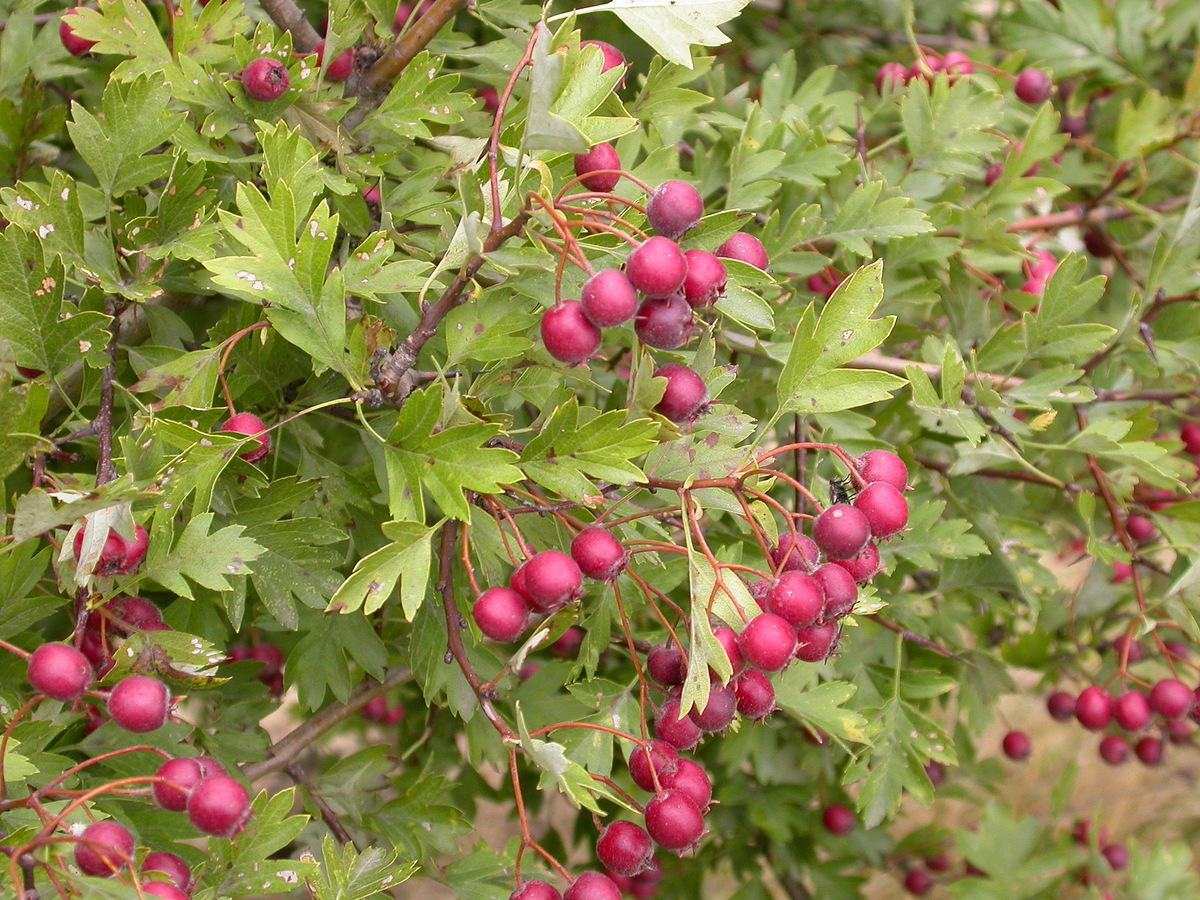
[
  {"left": 711, "top": 625, "right": 744, "bottom": 676},
  {"left": 571, "top": 528, "right": 627, "bottom": 581},
  {"left": 541, "top": 301, "right": 602, "bottom": 365},
  {"left": 766, "top": 572, "right": 823, "bottom": 628},
  {"left": 580, "top": 269, "right": 638, "bottom": 328},
  {"left": 221, "top": 412, "right": 271, "bottom": 463},
  {"left": 653, "top": 364, "right": 708, "bottom": 424},
  {"left": 832, "top": 541, "right": 882, "bottom": 584},
  {"left": 363, "top": 185, "right": 382, "bottom": 205},
  {"left": 715, "top": 232, "right": 768, "bottom": 270},
  {"left": 510, "top": 881, "right": 563, "bottom": 900},
  {"left": 518, "top": 550, "right": 584, "bottom": 612},
  {"left": 806, "top": 267, "right": 845, "bottom": 299},
  {"left": 1098, "top": 734, "right": 1130, "bottom": 765},
  {"left": 856, "top": 450, "right": 908, "bottom": 490},
  {"left": 626, "top": 237, "right": 687, "bottom": 299},
  {"left": 644, "top": 790, "right": 705, "bottom": 851},
  {"left": 635, "top": 296, "right": 694, "bottom": 350},
  {"left": 108, "top": 675, "right": 170, "bottom": 733},
  {"left": 28, "top": 643, "right": 92, "bottom": 702},
  {"left": 187, "top": 774, "right": 251, "bottom": 837},
  {"left": 794, "top": 621, "right": 839, "bottom": 663},
  {"left": 143, "top": 883, "right": 189, "bottom": 900},
  {"left": 904, "top": 869, "right": 933, "bottom": 895},
  {"left": 1135, "top": 736, "right": 1164, "bottom": 766},
  {"left": 241, "top": 58, "right": 290, "bottom": 102},
  {"left": 1150, "top": 678, "right": 1194, "bottom": 719},
  {"left": 812, "top": 504, "right": 871, "bottom": 560},
  {"left": 688, "top": 681, "right": 737, "bottom": 733},
  {"left": 596, "top": 820, "right": 654, "bottom": 876},
  {"left": 153, "top": 758, "right": 205, "bottom": 812},
  {"left": 1113, "top": 691, "right": 1152, "bottom": 732},
  {"left": 733, "top": 669, "right": 775, "bottom": 721},
  {"left": 477, "top": 86, "right": 500, "bottom": 114},
  {"left": 628, "top": 740, "right": 678, "bottom": 792},
  {"left": 646, "top": 642, "right": 686, "bottom": 687},
  {"left": 738, "top": 613, "right": 798, "bottom": 673},
  {"left": 771, "top": 532, "right": 820, "bottom": 573},
  {"left": 75, "top": 821, "right": 135, "bottom": 877},
  {"left": 681, "top": 250, "right": 727, "bottom": 308},
  {"left": 1102, "top": 843, "right": 1129, "bottom": 871},
  {"left": 106, "top": 596, "right": 163, "bottom": 632},
  {"left": 646, "top": 181, "right": 704, "bottom": 241},
  {"left": 1002, "top": 730, "right": 1031, "bottom": 761},
  {"left": 1014, "top": 68, "right": 1052, "bottom": 104},
  {"left": 659, "top": 758, "right": 712, "bottom": 811},
  {"left": 875, "top": 61, "right": 909, "bottom": 92},
  {"left": 941, "top": 51, "right": 974, "bottom": 77},
  {"left": 564, "top": 871, "right": 622, "bottom": 900},
  {"left": 853, "top": 482, "right": 909, "bottom": 539},
  {"left": 574, "top": 144, "right": 621, "bottom": 193},
  {"left": 653, "top": 698, "right": 702, "bottom": 750},
  {"left": 822, "top": 804, "right": 855, "bottom": 835},
  {"left": 472, "top": 587, "right": 530, "bottom": 643},
  {"left": 141, "top": 852, "right": 192, "bottom": 892},
  {"left": 1074, "top": 686, "right": 1113, "bottom": 731},
  {"left": 1125, "top": 515, "right": 1156, "bottom": 544},
  {"left": 814, "top": 564, "right": 858, "bottom": 619},
  {"left": 60, "top": 9, "right": 97, "bottom": 57}
]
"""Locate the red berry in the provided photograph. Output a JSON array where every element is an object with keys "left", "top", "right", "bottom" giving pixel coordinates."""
[
  {"left": 28, "top": 642, "right": 92, "bottom": 702},
  {"left": 771, "top": 532, "right": 819, "bottom": 573},
  {"left": 510, "top": 881, "right": 562, "bottom": 900},
  {"left": 1135, "top": 736, "right": 1164, "bottom": 766},
  {"left": 1001, "top": 730, "right": 1031, "bottom": 761},
  {"left": 1125, "top": 515, "right": 1156, "bottom": 544},
  {"left": 60, "top": 9, "right": 97, "bottom": 57},
  {"left": 766, "top": 572, "right": 824, "bottom": 628},
  {"left": 1150, "top": 678, "right": 1194, "bottom": 719},
  {"left": 1111, "top": 561, "right": 1133, "bottom": 584},
  {"left": 687, "top": 681, "right": 737, "bottom": 733},
  {"left": 518, "top": 551, "right": 584, "bottom": 612},
  {"left": 153, "top": 758, "right": 205, "bottom": 812},
  {"left": 853, "top": 482, "right": 909, "bottom": 539},
  {"left": 187, "top": 774, "right": 251, "bottom": 836},
  {"left": 715, "top": 232, "right": 768, "bottom": 270},
  {"left": 733, "top": 669, "right": 775, "bottom": 721},
  {"left": 1014, "top": 68, "right": 1052, "bottom": 104},
  {"left": 74, "top": 522, "right": 149, "bottom": 576},
  {"left": 582, "top": 40, "right": 627, "bottom": 77},
  {"left": 904, "top": 869, "right": 933, "bottom": 895},
  {"left": 653, "top": 698, "right": 702, "bottom": 750},
  {"left": 1101, "top": 843, "right": 1129, "bottom": 871},
  {"left": 635, "top": 296, "right": 694, "bottom": 350},
  {"left": 646, "top": 642, "right": 686, "bottom": 687},
  {"left": 925, "top": 851, "right": 950, "bottom": 871},
  {"left": 574, "top": 144, "right": 621, "bottom": 193},
  {"left": 659, "top": 758, "right": 712, "bottom": 811},
  {"left": 876, "top": 61, "right": 909, "bottom": 92},
  {"left": 472, "top": 587, "right": 530, "bottom": 642},
  {"left": 1098, "top": 734, "right": 1130, "bottom": 765},
  {"left": 832, "top": 541, "right": 882, "bottom": 584},
  {"left": 141, "top": 852, "right": 192, "bottom": 892},
  {"left": 628, "top": 740, "right": 678, "bottom": 792},
  {"left": 1181, "top": 421, "right": 1200, "bottom": 455},
  {"left": 75, "top": 821, "right": 135, "bottom": 877},
  {"left": 143, "top": 883, "right": 189, "bottom": 900},
  {"left": 646, "top": 181, "right": 704, "bottom": 241},
  {"left": 477, "top": 86, "right": 500, "bottom": 114},
  {"left": 1074, "top": 686, "right": 1113, "bottom": 730},
  {"left": 108, "top": 675, "right": 170, "bottom": 733},
  {"left": 814, "top": 563, "right": 858, "bottom": 620},
  {"left": 711, "top": 625, "right": 744, "bottom": 676},
  {"left": 644, "top": 790, "right": 705, "bottom": 851},
  {"left": 106, "top": 596, "right": 163, "bottom": 632},
  {"left": 653, "top": 364, "right": 708, "bottom": 424},
  {"left": 738, "top": 614, "right": 797, "bottom": 673},
  {"left": 1046, "top": 696, "right": 1075, "bottom": 724},
  {"left": 314, "top": 40, "right": 354, "bottom": 81},
  {"left": 822, "top": 804, "right": 855, "bottom": 835},
  {"left": 627, "top": 237, "right": 688, "bottom": 299},
  {"left": 541, "top": 301, "right": 602, "bottom": 366},
  {"left": 580, "top": 269, "right": 638, "bottom": 328},
  {"left": 221, "top": 412, "right": 271, "bottom": 462},
  {"left": 1113, "top": 691, "right": 1152, "bottom": 732},
  {"left": 941, "top": 51, "right": 974, "bottom": 77},
  {"left": 681, "top": 250, "right": 727, "bottom": 308},
  {"left": 794, "top": 621, "right": 839, "bottom": 663},
  {"left": 813, "top": 504, "right": 871, "bottom": 560},
  {"left": 564, "top": 871, "right": 622, "bottom": 900},
  {"left": 857, "top": 450, "right": 908, "bottom": 490},
  {"left": 806, "top": 266, "right": 845, "bottom": 299},
  {"left": 241, "top": 58, "right": 290, "bottom": 102},
  {"left": 1111, "top": 632, "right": 1146, "bottom": 663},
  {"left": 596, "top": 820, "right": 654, "bottom": 876}
]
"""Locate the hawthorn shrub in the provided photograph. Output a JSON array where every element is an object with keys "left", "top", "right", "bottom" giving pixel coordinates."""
[{"left": 2, "top": 0, "right": 1200, "bottom": 898}]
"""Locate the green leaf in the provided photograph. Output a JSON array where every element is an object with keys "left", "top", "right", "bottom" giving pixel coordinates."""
[
  {"left": 369, "top": 52, "right": 472, "bottom": 150},
  {"left": 245, "top": 519, "right": 347, "bottom": 629},
  {"left": 129, "top": 346, "right": 224, "bottom": 410},
  {"left": 309, "top": 835, "right": 417, "bottom": 900},
  {"left": 816, "top": 180, "right": 935, "bottom": 257},
  {"left": 574, "top": 0, "right": 751, "bottom": 68},
  {"left": 525, "top": 27, "right": 589, "bottom": 153},
  {"left": 201, "top": 789, "right": 316, "bottom": 898},
  {"left": 366, "top": 772, "right": 473, "bottom": 868},
  {"left": 144, "top": 513, "right": 265, "bottom": 599},
  {"left": 900, "top": 76, "right": 1005, "bottom": 176},
  {"left": 327, "top": 520, "right": 435, "bottom": 618},
  {"left": 773, "top": 676, "right": 869, "bottom": 744},
  {"left": 517, "top": 705, "right": 623, "bottom": 813}
]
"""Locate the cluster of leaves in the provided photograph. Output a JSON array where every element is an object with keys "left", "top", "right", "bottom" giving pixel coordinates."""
[{"left": 3, "top": 0, "right": 1200, "bottom": 897}]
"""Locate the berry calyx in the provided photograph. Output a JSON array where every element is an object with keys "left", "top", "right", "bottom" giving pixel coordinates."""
[
  {"left": 766, "top": 572, "right": 823, "bottom": 628},
  {"left": 596, "top": 820, "right": 654, "bottom": 877},
  {"left": 681, "top": 250, "right": 727, "bottom": 308},
  {"left": 564, "top": 871, "right": 622, "bottom": 900},
  {"left": 541, "top": 301, "right": 602, "bottom": 366},
  {"left": 108, "top": 675, "right": 170, "bottom": 733},
  {"left": 75, "top": 821, "right": 135, "bottom": 877},
  {"left": 516, "top": 550, "right": 584, "bottom": 612},
  {"left": 634, "top": 296, "right": 694, "bottom": 350},
  {"left": 822, "top": 804, "right": 855, "bottom": 835},
  {"left": 733, "top": 669, "right": 775, "bottom": 721},
  {"left": 1149, "top": 678, "right": 1194, "bottom": 719},
  {"left": 644, "top": 790, "right": 705, "bottom": 851},
  {"left": 628, "top": 740, "right": 678, "bottom": 792},
  {"left": 153, "top": 758, "right": 205, "bottom": 812},
  {"left": 626, "top": 237, "right": 688, "bottom": 299},
  {"left": 187, "top": 774, "right": 252, "bottom": 837},
  {"left": 1014, "top": 68, "right": 1052, "bottom": 104},
  {"left": 220, "top": 412, "right": 271, "bottom": 463},
  {"left": 1075, "top": 686, "right": 1113, "bottom": 731},
  {"left": 653, "top": 364, "right": 708, "bottom": 424},
  {"left": 472, "top": 587, "right": 530, "bottom": 643},
  {"left": 510, "top": 881, "right": 563, "bottom": 900},
  {"left": 738, "top": 613, "right": 797, "bottom": 673},
  {"left": 571, "top": 528, "right": 628, "bottom": 581},
  {"left": 574, "top": 144, "right": 621, "bottom": 193},
  {"left": 580, "top": 269, "right": 638, "bottom": 328},
  {"left": 27, "top": 642, "right": 92, "bottom": 701},
  {"left": 646, "top": 181, "right": 704, "bottom": 241},
  {"left": 1001, "top": 730, "right": 1031, "bottom": 761},
  {"left": 715, "top": 233, "right": 768, "bottom": 270},
  {"left": 241, "top": 58, "right": 290, "bottom": 102},
  {"left": 646, "top": 642, "right": 687, "bottom": 687},
  {"left": 812, "top": 504, "right": 871, "bottom": 560},
  {"left": 60, "top": 9, "right": 97, "bottom": 57}
]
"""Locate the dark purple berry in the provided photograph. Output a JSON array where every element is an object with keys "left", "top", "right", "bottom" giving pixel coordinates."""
[
  {"left": 1046, "top": 690, "right": 1075, "bottom": 721},
  {"left": 653, "top": 364, "right": 708, "bottom": 423},
  {"left": 822, "top": 804, "right": 855, "bottom": 835},
  {"left": 580, "top": 269, "right": 638, "bottom": 328},
  {"left": 1098, "top": 734, "right": 1130, "bottom": 765},
  {"left": 646, "top": 181, "right": 704, "bottom": 240},
  {"left": 646, "top": 642, "right": 686, "bottom": 687},
  {"left": 794, "top": 621, "right": 839, "bottom": 663},
  {"left": 574, "top": 144, "right": 621, "bottom": 193},
  {"left": 687, "top": 681, "right": 737, "bottom": 733},
  {"left": 734, "top": 669, "right": 775, "bottom": 720},
  {"left": 654, "top": 698, "right": 702, "bottom": 750},
  {"left": 1135, "top": 736, "right": 1164, "bottom": 766},
  {"left": 1014, "top": 68, "right": 1052, "bottom": 104},
  {"left": 634, "top": 296, "right": 693, "bottom": 350}
]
